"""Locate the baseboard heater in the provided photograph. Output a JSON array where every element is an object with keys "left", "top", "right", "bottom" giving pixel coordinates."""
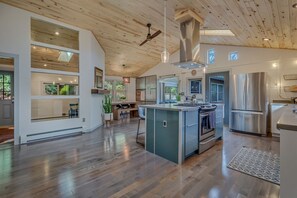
[{"left": 26, "top": 127, "right": 83, "bottom": 143}]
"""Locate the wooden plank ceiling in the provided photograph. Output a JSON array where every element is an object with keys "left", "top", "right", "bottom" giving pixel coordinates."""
[{"left": 2, "top": 0, "right": 297, "bottom": 77}]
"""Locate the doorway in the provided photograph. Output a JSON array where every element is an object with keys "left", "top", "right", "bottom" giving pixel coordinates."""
[
  {"left": 205, "top": 71, "right": 230, "bottom": 126},
  {"left": 0, "top": 56, "right": 14, "bottom": 144}
]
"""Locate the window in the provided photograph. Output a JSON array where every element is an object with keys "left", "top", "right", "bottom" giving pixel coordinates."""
[
  {"left": 31, "top": 45, "right": 79, "bottom": 73},
  {"left": 211, "top": 83, "right": 224, "bottom": 102},
  {"left": 31, "top": 98, "right": 79, "bottom": 121},
  {"left": 229, "top": 51, "right": 238, "bottom": 61},
  {"left": 104, "top": 80, "right": 127, "bottom": 101},
  {"left": 207, "top": 49, "right": 215, "bottom": 64},
  {"left": 0, "top": 73, "right": 12, "bottom": 100},
  {"left": 190, "top": 79, "right": 202, "bottom": 94},
  {"left": 31, "top": 18, "right": 79, "bottom": 50},
  {"left": 164, "top": 86, "right": 178, "bottom": 102},
  {"left": 30, "top": 18, "right": 80, "bottom": 122},
  {"left": 31, "top": 73, "right": 79, "bottom": 96}
]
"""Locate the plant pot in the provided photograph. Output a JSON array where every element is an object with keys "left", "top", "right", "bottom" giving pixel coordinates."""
[{"left": 104, "top": 113, "right": 113, "bottom": 121}]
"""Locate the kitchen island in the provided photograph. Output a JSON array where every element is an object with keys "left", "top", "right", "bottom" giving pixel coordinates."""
[
  {"left": 143, "top": 103, "right": 222, "bottom": 164},
  {"left": 277, "top": 105, "right": 297, "bottom": 198}
]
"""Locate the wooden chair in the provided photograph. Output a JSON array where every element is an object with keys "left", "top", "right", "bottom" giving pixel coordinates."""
[{"left": 69, "top": 103, "right": 79, "bottom": 118}]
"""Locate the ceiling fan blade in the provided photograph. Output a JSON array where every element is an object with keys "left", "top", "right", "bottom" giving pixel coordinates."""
[
  {"left": 150, "top": 30, "right": 162, "bottom": 39},
  {"left": 139, "top": 39, "right": 149, "bottom": 46}
]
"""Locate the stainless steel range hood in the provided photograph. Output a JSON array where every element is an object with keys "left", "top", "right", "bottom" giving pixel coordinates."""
[{"left": 173, "top": 9, "right": 206, "bottom": 69}]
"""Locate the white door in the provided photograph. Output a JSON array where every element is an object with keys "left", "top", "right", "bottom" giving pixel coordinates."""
[{"left": 0, "top": 73, "right": 14, "bottom": 126}]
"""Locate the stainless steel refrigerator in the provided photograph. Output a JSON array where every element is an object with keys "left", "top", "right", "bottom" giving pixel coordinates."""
[{"left": 230, "top": 72, "right": 268, "bottom": 135}]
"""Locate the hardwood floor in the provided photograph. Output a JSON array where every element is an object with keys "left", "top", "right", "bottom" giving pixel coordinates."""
[{"left": 0, "top": 119, "right": 280, "bottom": 198}]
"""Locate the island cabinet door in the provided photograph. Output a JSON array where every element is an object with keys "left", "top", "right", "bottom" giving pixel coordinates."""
[
  {"left": 146, "top": 108, "right": 155, "bottom": 153},
  {"left": 155, "top": 109, "right": 179, "bottom": 163},
  {"left": 184, "top": 111, "right": 199, "bottom": 157}
]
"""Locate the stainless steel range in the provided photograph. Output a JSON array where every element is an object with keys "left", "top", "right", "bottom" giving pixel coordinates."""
[
  {"left": 198, "top": 104, "right": 217, "bottom": 154},
  {"left": 174, "top": 103, "right": 217, "bottom": 155}
]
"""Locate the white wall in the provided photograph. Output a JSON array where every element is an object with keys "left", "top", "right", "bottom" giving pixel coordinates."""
[
  {"left": 0, "top": 3, "right": 105, "bottom": 143},
  {"left": 142, "top": 44, "right": 297, "bottom": 102},
  {"left": 105, "top": 76, "right": 136, "bottom": 102}
]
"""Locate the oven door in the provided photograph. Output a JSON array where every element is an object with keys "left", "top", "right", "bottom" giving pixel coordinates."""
[{"left": 199, "top": 112, "right": 215, "bottom": 140}]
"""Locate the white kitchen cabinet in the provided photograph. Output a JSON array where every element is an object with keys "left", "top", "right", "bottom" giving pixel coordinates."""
[{"left": 270, "top": 103, "right": 288, "bottom": 136}]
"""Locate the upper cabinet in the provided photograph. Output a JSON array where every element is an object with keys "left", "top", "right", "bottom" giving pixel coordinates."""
[
  {"left": 31, "top": 18, "right": 79, "bottom": 50},
  {"left": 136, "top": 75, "right": 157, "bottom": 102},
  {"left": 136, "top": 77, "right": 146, "bottom": 90}
]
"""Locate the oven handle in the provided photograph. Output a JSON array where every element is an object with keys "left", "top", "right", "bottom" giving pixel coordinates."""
[{"left": 186, "top": 123, "right": 199, "bottom": 127}]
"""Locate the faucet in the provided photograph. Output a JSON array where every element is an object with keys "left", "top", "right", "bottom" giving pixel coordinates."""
[{"left": 191, "top": 95, "right": 196, "bottom": 103}]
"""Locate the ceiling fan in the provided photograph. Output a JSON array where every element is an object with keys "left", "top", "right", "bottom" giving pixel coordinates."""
[{"left": 139, "top": 23, "right": 162, "bottom": 46}]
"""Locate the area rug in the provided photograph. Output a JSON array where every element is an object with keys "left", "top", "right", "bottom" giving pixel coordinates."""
[
  {"left": 0, "top": 127, "right": 14, "bottom": 144},
  {"left": 227, "top": 147, "right": 280, "bottom": 185}
]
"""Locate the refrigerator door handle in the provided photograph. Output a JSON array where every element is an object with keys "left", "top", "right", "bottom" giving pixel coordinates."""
[{"left": 231, "top": 110, "right": 264, "bottom": 115}]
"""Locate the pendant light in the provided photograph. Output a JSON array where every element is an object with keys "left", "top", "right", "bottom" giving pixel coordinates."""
[
  {"left": 161, "top": 0, "right": 170, "bottom": 63},
  {"left": 122, "top": 64, "right": 130, "bottom": 84}
]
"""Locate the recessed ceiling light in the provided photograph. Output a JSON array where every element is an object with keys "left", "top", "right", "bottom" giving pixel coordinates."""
[
  {"left": 43, "top": 64, "right": 47, "bottom": 67},
  {"left": 55, "top": 31, "right": 60, "bottom": 35},
  {"left": 272, "top": 63, "right": 277, "bottom": 68},
  {"left": 58, "top": 77, "right": 62, "bottom": 81},
  {"left": 263, "top": 38, "right": 270, "bottom": 41},
  {"left": 70, "top": 81, "right": 73, "bottom": 83},
  {"left": 293, "top": 3, "right": 297, "bottom": 8},
  {"left": 32, "top": 46, "right": 36, "bottom": 49}
]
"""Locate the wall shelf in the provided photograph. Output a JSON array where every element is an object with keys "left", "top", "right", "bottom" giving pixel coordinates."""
[
  {"left": 283, "top": 74, "right": 297, "bottom": 80},
  {"left": 91, "top": 89, "right": 110, "bottom": 95}
]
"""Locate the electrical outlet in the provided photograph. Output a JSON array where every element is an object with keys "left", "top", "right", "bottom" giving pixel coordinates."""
[
  {"left": 82, "top": 118, "right": 86, "bottom": 122},
  {"left": 163, "top": 120, "right": 167, "bottom": 128}
]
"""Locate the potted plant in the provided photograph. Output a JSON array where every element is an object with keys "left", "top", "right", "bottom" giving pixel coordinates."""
[
  {"left": 102, "top": 95, "right": 113, "bottom": 121},
  {"left": 119, "top": 95, "right": 126, "bottom": 101}
]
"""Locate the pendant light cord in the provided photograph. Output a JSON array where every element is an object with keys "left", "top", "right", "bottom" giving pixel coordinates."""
[{"left": 164, "top": 0, "right": 167, "bottom": 51}]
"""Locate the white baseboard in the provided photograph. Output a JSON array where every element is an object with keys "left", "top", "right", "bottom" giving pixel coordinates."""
[{"left": 26, "top": 127, "right": 83, "bottom": 143}]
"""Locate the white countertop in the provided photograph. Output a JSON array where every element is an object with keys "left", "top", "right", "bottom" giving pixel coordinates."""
[
  {"left": 277, "top": 105, "right": 297, "bottom": 131},
  {"left": 141, "top": 104, "right": 200, "bottom": 112}
]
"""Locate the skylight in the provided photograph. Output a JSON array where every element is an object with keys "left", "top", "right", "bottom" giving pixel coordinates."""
[
  {"left": 58, "top": 51, "right": 73, "bottom": 62},
  {"left": 200, "top": 30, "right": 235, "bottom": 36}
]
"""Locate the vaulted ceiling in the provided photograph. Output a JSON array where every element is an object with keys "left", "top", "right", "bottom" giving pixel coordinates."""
[{"left": 2, "top": 0, "right": 297, "bottom": 77}]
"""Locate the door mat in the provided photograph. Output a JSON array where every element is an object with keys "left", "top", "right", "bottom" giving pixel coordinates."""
[{"left": 227, "top": 147, "right": 280, "bottom": 185}]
